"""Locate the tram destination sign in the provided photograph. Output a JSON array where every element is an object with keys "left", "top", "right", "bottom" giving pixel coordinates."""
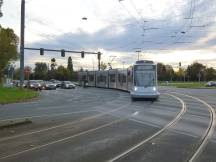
[{"left": 135, "top": 65, "right": 155, "bottom": 70}]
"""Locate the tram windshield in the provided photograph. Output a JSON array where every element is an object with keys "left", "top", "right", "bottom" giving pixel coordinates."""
[{"left": 134, "top": 65, "right": 156, "bottom": 87}]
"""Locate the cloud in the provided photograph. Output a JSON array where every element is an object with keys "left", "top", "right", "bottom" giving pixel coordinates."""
[{"left": 1, "top": 0, "right": 216, "bottom": 69}]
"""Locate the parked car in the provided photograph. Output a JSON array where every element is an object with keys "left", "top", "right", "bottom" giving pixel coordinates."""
[
  {"left": 61, "top": 81, "right": 76, "bottom": 89},
  {"left": 206, "top": 81, "right": 216, "bottom": 87},
  {"left": 28, "top": 80, "right": 43, "bottom": 90},
  {"left": 42, "top": 81, "right": 56, "bottom": 90},
  {"left": 13, "top": 80, "right": 27, "bottom": 88},
  {"left": 50, "top": 79, "right": 62, "bottom": 88}
]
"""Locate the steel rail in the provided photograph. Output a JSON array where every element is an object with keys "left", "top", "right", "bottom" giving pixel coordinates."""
[
  {"left": 0, "top": 111, "right": 138, "bottom": 160},
  {"left": 0, "top": 103, "right": 130, "bottom": 143},
  {"left": 171, "top": 92, "right": 216, "bottom": 162},
  {"left": 108, "top": 93, "right": 186, "bottom": 162}
]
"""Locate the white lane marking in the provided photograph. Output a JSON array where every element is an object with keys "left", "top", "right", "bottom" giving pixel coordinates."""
[
  {"left": 130, "top": 118, "right": 161, "bottom": 129},
  {"left": 133, "top": 111, "right": 139, "bottom": 116},
  {"left": 108, "top": 93, "right": 186, "bottom": 162},
  {"left": 0, "top": 110, "right": 98, "bottom": 122},
  {"left": 0, "top": 103, "right": 130, "bottom": 142},
  {"left": 171, "top": 92, "right": 216, "bottom": 162},
  {"left": 0, "top": 111, "right": 135, "bottom": 160}
]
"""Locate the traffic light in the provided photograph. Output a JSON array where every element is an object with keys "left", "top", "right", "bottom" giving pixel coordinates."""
[
  {"left": 40, "top": 48, "right": 44, "bottom": 55},
  {"left": 61, "top": 49, "right": 65, "bottom": 57},
  {"left": 97, "top": 52, "right": 101, "bottom": 60},
  {"left": 81, "top": 51, "right": 85, "bottom": 58},
  {"left": 179, "top": 62, "right": 181, "bottom": 67}
]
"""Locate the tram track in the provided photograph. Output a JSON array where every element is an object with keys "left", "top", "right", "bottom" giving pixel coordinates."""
[
  {"left": 0, "top": 111, "right": 139, "bottom": 160},
  {"left": 108, "top": 92, "right": 215, "bottom": 162},
  {"left": 0, "top": 101, "right": 131, "bottom": 143},
  {"left": 171, "top": 92, "right": 216, "bottom": 162},
  {"left": 107, "top": 93, "right": 186, "bottom": 162}
]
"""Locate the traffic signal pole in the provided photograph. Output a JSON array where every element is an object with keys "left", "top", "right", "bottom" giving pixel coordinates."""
[
  {"left": 24, "top": 47, "right": 102, "bottom": 71},
  {"left": 20, "top": 0, "right": 25, "bottom": 87}
]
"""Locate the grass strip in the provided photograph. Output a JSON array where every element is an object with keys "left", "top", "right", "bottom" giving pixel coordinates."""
[
  {"left": 0, "top": 87, "right": 39, "bottom": 104},
  {"left": 160, "top": 82, "right": 216, "bottom": 89}
]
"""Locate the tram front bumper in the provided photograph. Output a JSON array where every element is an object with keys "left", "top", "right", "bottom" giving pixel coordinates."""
[{"left": 130, "top": 91, "right": 160, "bottom": 99}]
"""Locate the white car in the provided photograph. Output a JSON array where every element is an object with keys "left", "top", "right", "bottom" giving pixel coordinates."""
[
  {"left": 61, "top": 81, "right": 76, "bottom": 89},
  {"left": 206, "top": 81, "right": 216, "bottom": 87}
]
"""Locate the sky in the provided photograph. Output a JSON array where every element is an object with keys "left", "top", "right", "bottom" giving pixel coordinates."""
[{"left": 0, "top": 0, "right": 216, "bottom": 70}]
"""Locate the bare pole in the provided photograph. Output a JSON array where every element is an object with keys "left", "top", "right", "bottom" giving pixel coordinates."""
[
  {"left": 20, "top": 0, "right": 25, "bottom": 87},
  {"left": 98, "top": 52, "right": 101, "bottom": 71},
  {"left": 135, "top": 50, "right": 141, "bottom": 61},
  {"left": 0, "top": 0, "right": 3, "bottom": 17}
]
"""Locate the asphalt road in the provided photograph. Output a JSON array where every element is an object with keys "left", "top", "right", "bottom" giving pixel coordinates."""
[{"left": 0, "top": 87, "right": 215, "bottom": 162}]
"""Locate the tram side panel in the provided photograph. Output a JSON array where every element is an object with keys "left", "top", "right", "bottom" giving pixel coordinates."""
[
  {"left": 87, "top": 71, "right": 96, "bottom": 87},
  {"left": 127, "top": 67, "right": 133, "bottom": 92},
  {"left": 78, "top": 71, "right": 88, "bottom": 86},
  {"left": 108, "top": 69, "right": 117, "bottom": 89},
  {"left": 96, "top": 71, "right": 109, "bottom": 88},
  {"left": 116, "top": 69, "right": 128, "bottom": 91}
]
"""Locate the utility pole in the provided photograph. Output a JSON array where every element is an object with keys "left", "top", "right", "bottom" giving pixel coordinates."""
[
  {"left": 0, "top": 0, "right": 3, "bottom": 17},
  {"left": 135, "top": 50, "right": 141, "bottom": 61},
  {"left": 20, "top": 0, "right": 25, "bottom": 87},
  {"left": 98, "top": 52, "right": 101, "bottom": 71}
]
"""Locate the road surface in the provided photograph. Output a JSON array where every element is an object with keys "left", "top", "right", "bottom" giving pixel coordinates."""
[{"left": 0, "top": 87, "right": 215, "bottom": 162}]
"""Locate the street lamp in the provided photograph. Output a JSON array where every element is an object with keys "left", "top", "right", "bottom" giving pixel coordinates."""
[{"left": 135, "top": 50, "right": 141, "bottom": 61}]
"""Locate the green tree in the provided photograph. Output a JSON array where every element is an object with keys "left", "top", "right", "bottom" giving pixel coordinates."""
[
  {"left": 186, "top": 62, "right": 206, "bottom": 81},
  {"left": 205, "top": 67, "right": 216, "bottom": 81},
  {"left": 67, "top": 56, "right": 73, "bottom": 72},
  {"left": 56, "top": 65, "right": 69, "bottom": 81},
  {"left": 67, "top": 56, "right": 74, "bottom": 80},
  {"left": 100, "top": 62, "right": 107, "bottom": 71},
  {"left": 0, "top": 26, "right": 19, "bottom": 83},
  {"left": 34, "top": 62, "right": 48, "bottom": 80},
  {"left": 51, "top": 58, "right": 57, "bottom": 71},
  {"left": 176, "top": 67, "right": 185, "bottom": 81}
]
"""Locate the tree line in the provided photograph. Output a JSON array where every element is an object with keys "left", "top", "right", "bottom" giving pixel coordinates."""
[
  {"left": 158, "top": 62, "right": 216, "bottom": 82},
  {"left": 13, "top": 57, "right": 78, "bottom": 81}
]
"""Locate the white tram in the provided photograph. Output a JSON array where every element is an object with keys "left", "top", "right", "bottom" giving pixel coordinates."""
[
  {"left": 78, "top": 60, "right": 160, "bottom": 100},
  {"left": 130, "top": 60, "right": 160, "bottom": 100}
]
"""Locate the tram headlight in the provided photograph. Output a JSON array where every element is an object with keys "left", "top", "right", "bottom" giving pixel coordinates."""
[
  {"left": 134, "top": 87, "right": 138, "bottom": 91},
  {"left": 153, "top": 87, "right": 156, "bottom": 91}
]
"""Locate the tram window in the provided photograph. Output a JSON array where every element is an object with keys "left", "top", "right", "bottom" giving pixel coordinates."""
[
  {"left": 97, "top": 76, "right": 101, "bottom": 83},
  {"left": 98, "top": 75, "right": 106, "bottom": 82},
  {"left": 89, "top": 75, "right": 94, "bottom": 82},
  {"left": 110, "top": 74, "right": 115, "bottom": 82},
  {"left": 122, "top": 74, "right": 126, "bottom": 83},
  {"left": 82, "top": 76, "right": 86, "bottom": 81},
  {"left": 103, "top": 76, "right": 107, "bottom": 83},
  {"left": 134, "top": 71, "right": 156, "bottom": 87},
  {"left": 118, "top": 74, "right": 122, "bottom": 82}
]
